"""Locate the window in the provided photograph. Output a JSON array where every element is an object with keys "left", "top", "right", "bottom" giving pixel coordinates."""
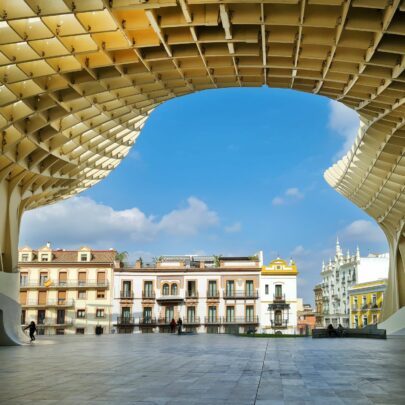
[
  {"left": 372, "top": 314, "right": 378, "bottom": 324},
  {"left": 21, "top": 310, "right": 26, "bottom": 325},
  {"left": 165, "top": 306, "right": 174, "bottom": 322},
  {"left": 21, "top": 254, "right": 29, "bottom": 262},
  {"left": 372, "top": 294, "right": 377, "bottom": 306},
  {"left": 76, "top": 328, "right": 85, "bottom": 334},
  {"left": 39, "top": 273, "right": 48, "bottom": 286},
  {"left": 265, "top": 284, "right": 269, "bottom": 295},
  {"left": 37, "top": 310, "right": 45, "bottom": 325},
  {"left": 144, "top": 281, "right": 153, "bottom": 297},
  {"left": 40, "top": 253, "right": 49, "bottom": 262},
  {"left": 246, "top": 280, "right": 254, "bottom": 296},
  {"left": 362, "top": 296, "right": 367, "bottom": 308},
  {"left": 59, "top": 272, "right": 67, "bottom": 286},
  {"left": 354, "top": 315, "right": 358, "bottom": 328},
  {"left": 246, "top": 305, "right": 254, "bottom": 322},
  {"left": 78, "top": 272, "right": 87, "bottom": 286},
  {"left": 122, "top": 281, "right": 132, "bottom": 298},
  {"left": 20, "top": 272, "right": 28, "bottom": 286},
  {"left": 143, "top": 307, "right": 152, "bottom": 321},
  {"left": 162, "top": 283, "right": 169, "bottom": 296},
  {"left": 171, "top": 284, "right": 178, "bottom": 296},
  {"left": 208, "top": 281, "right": 217, "bottom": 297},
  {"left": 121, "top": 307, "right": 131, "bottom": 320},
  {"left": 97, "top": 272, "right": 106, "bottom": 286},
  {"left": 274, "top": 310, "right": 282, "bottom": 326},
  {"left": 208, "top": 306, "right": 217, "bottom": 322},
  {"left": 275, "top": 284, "right": 283, "bottom": 299},
  {"left": 362, "top": 315, "right": 368, "bottom": 327},
  {"left": 187, "top": 281, "right": 196, "bottom": 297},
  {"left": 226, "top": 280, "right": 235, "bottom": 297},
  {"left": 77, "top": 309, "right": 86, "bottom": 319},
  {"left": 226, "top": 306, "right": 235, "bottom": 322},
  {"left": 187, "top": 306, "right": 195, "bottom": 322},
  {"left": 78, "top": 290, "right": 86, "bottom": 299},
  {"left": 80, "top": 253, "right": 88, "bottom": 262},
  {"left": 97, "top": 290, "right": 106, "bottom": 299},
  {"left": 96, "top": 309, "right": 105, "bottom": 318}
]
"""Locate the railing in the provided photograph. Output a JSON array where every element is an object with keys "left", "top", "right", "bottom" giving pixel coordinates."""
[
  {"left": 361, "top": 304, "right": 369, "bottom": 310},
  {"left": 22, "top": 299, "right": 75, "bottom": 307},
  {"left": 204, "top": 316, "right": 221, "bottom": 324},
  {"left": 139, "top": 317, "right": 157, "bottom": 325},
  {"left": 222, "top": 316, "right": 259, "bottom": 324},
  {"left": 157, "top": 318, "right": 173, "bottom": 325},
  {"left": 116, "top": 316, "right": 136, "bottom": 325},
  {"left": 183, "top": 317, "right": 201, "bottom": 324},
  {"left": 37, "top": 318, "right": 74, "bottom": 326},
  {"left": 352, "top": 305, "right": 359, "bottom": 311},
  {"left": 142, "top": 291, "right": 156, "bottom": 299},
  {"left": 224, "top": 290, "right": 259, "bottom": 299},
  {"left": 156, "top": 294, "right": 184, "bottom": 301},
  {"left": 270, "top": 320, "right": 288, "bottom": 328},
  {"left": 20, "top": 280, "right": 109, "bottom": 288},
  {"left": 185, "top": 291, "right": 199, "bottom": 298},
  {"left": 273, "top": 294, "right": 286, "bottom": 302},
  {"left": 370, "top": 304, "right": 381, "bottom": 310},
  {"left": 206, "top": 291, "right": 220, "bottom": 299},
  {"left": 120, "top": 290, "right": 134, "bottom": 299}
]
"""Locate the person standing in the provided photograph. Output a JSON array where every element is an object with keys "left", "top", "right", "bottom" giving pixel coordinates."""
[
  {"left": 177, "top": 318, "right": 183, "bottom": 335},
  {"left": 24, "top": 321, "right": 37, "bottom": 342},
  {"left": 170, "top": 318, "right": 177, "bottom": 333}
]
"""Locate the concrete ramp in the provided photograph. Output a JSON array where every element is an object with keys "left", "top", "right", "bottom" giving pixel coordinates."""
[{"left": 379, "top": 307, "right": 405, "bottom": 336}]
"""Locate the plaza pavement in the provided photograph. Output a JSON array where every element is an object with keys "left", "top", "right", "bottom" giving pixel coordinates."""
[{"left": 0, "top": 334, "right": 404, "bottom": 405}]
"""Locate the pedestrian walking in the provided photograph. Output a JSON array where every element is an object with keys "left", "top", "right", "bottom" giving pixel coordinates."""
[
  {"left": 170, "top": 318, "right": 177, "bottom": 333},
  {"left": 177, "top": 317, "right": 183, "bottom": 335}
]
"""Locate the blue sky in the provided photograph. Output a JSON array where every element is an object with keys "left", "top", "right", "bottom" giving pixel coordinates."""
[{"left": 20, "top": 88, "right": 388, "bottom": 304}]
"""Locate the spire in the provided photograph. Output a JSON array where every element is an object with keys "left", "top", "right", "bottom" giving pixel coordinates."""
[
  {"left": 346, "top": 249, "right": 350, "bottom": 260},
  {"left": 356, "top": 245, "right": 360, "bottom": 260},
  {"left": 336, "top": 236, "right": 343, "bottom": 258}
]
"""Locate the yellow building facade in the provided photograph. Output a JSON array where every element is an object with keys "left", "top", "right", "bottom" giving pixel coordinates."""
[{"left": 349, "top": 280, "right": 386, "bottom": 329}]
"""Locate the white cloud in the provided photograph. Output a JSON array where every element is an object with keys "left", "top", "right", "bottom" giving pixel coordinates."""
[
  {"left": 272, "top": 196, "right": 284, "bottom": 206},
  {"left": 328, "top": 100, "right": 360, "bottom": 159},
  {"left": 291, "top": 245, "right": 309, "bottom": 257},
  {"left": 272, "top": 187, "right": 304, "bottom": 206},
  {"left": 20, "top": 196, "right": 219, "bottom": 249},
  {"left": 341, "top": 219, "right": 386, "bottom": 244},
  {"left": 224, "top": 222, "right": 242, "bottom": 233},
  {"left": 285, "top": 187, "right": 304, "bottom": 199}
]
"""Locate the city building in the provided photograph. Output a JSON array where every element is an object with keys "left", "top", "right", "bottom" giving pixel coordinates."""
[
  {"left": 313, "top": 283, "right": 323, "bottom": 328},
  {"left": 319, "top": 239, "right": 389, "bottom": 328},
  {"left": 297, "top": 304, "right": 316, "bottom": 335},
  {"left": 349, "top": 280, "right": 387, "bottom": 328},
  {"left": 113, "top": 254, "right": 262, "bottom": 334},
  {"left": 259, "top": 258, "right": 299, "bottom": 334},
  {"left": 19, "top": 244, "right": 116, "bottom": 335}
]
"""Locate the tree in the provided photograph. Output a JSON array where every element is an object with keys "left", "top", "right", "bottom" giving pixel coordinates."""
[{"left": 115, "top": 251, "right": 128, "bottom": 263}]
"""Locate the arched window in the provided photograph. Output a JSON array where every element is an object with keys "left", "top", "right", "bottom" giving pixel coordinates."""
[
  {"left": 171, "top": 284, "right": 178, "bottom": 295},
  {"left": 162, "top": 283, "right": 169, "bottom": 295}
]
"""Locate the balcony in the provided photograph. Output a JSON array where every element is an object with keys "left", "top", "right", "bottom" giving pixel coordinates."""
[
  {"left": 22, "top": 299, "right": 75, "bottom": 308},
  {"left": 183, "top": 317, "right": 201, "bottom": 325},
  {"left": 156, "top": 294, "right": 184, "bottom": 303},
  {"left": 185, "top": 291, "right": 199, "bottom": 299},
  {"left": 361, "top": 304, "right": 369, "bottom": 311},
  {"left": 204, "top": 317, "right": 221, "bottom": 324},
  {"left": 273, "top": 294, "right": 286, "bottom": 302},
  {"left": 370, "top": 304, "right": 381, "bottom": 310},
  {"left": 157, "top": 318, "right": 172, "bottom": 325},
  {"left": 142, "top": 291, "right": 155, "bottom": 300},
  {"left": 138, "top": 317, "right": 157, "bottom": 326},
  {"left": 37, "top": 318, "right": 74, "bottom": 327},
  {"left": 206, "top": 291, "right": 220, "bottom": 300},
  {"left": 224, "top": 290, "right": 259, "bottom": 300},
  {"left": 222, "top": 316, "right": 259, "bottom": 325},
  {"left": 116, "top": 317, "right": 136, "bottom": 325},
  {"left": 352, "top": 305, "right": 359, "bottom": 311},
  {"left": 120, "top": 290, "right": 134, "bottom": 299},
  {"left": 270, "top": 320, "right": 289, "bottom": 328},
  {"left": 20, "top": 280, "right": 109, "bottom": 289}
]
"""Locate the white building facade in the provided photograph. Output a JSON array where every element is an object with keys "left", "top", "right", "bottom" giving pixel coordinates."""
[
  {"left": 259, "top": 258, "right": 299, "bottom": 334},
  {"left": 320, "top": 239, "right": 389, "bottom": 327},
  {"left": 113, "top": 253, "right": 300, "bottom": 334}
]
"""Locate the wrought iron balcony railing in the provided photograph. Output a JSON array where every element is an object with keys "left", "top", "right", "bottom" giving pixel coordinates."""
[
  {"left": 273, "top": 294, "right": 286, "bottom": 302},
  {"left": 22, "top": 299, "right": 75, "bottom": 307},
  {"left": 182, "top": 317, "right": 201, "bottom": 324},
  {"left": 120, "top": 290, "right": 134, "bottom": 299},
  {"left": 185, "top": 291, "right": 199, "bottom": 298},
  {"left": 116, "top": 316, "right": 136, "bottom": 325},
  {"left": 206, "top": 291, "right": 220, "bottom": 299},
  {"left": 224, "top": 290, "right": 259, "bottom": 299},
  {"left": 142, "top": 291, "right": 156, "bottom": 299},
  {"left": 270, "top": 320, "right": 289, "bottom": 328}
]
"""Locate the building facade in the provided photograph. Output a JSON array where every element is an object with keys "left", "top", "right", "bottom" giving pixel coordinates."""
[
  {"left": 19, "top": 245, "right": 115, "bottom": 335},
  {"left": 313, "top": 283, "right": 323, "bottom": 327},
  {"left": 113, "top": 253, "right": 300, "bottom": 334},
  {"left": 319, "top": 239, "right": 389, "bottom": 328},
  {"left": 349, "top": 280, "right": 386, "bottom": 328},
  {"left": 297, "top": 304, "right": 316, "bottom": 335},
  {"left": 260, "top": 258, "right": 298, "bottom": 334},
  {"left": 113, "top": 255, "right": 262, "bottom": 334}
]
